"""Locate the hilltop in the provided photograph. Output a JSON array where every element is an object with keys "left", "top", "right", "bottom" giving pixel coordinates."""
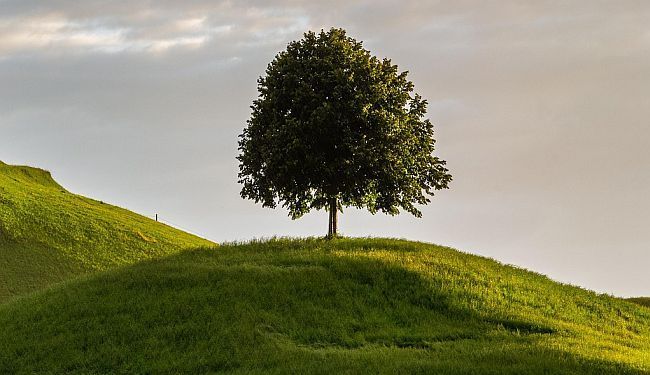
[
  {"left": 0, "top": 238, "right": 648, "bottom": 374},
  {"left": 0, "top": 161, "right": 213, "bottom": 302}
]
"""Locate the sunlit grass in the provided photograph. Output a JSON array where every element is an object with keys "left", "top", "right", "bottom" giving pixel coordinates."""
[
  {"left": 1, "top": 238, "right": 648, "bottom": 374},
  {"left": 0, "top": 162, "right": 213, "bottom": 302},
  {"left": 1, "top": 161, "right": 647, "bottom": 373}
]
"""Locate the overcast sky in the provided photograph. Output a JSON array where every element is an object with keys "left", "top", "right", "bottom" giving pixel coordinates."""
[{"left": 1, "top": 1, "right": 649, "bottom": 297}]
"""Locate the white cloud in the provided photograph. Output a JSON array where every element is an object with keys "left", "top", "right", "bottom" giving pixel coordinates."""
[
  {"left": 0, "top": 15, "right": 125, "bottom": 54},
  {"left": 0, "top": 12, "right": 235, "bottom": 56},
  {"left": 148, "top": 35, "right": 208, "bottom": 52}
]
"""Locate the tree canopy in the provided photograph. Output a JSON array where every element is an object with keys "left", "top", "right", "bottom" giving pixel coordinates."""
[{"left": 237, "top": 28, "right": 452, "bottom": 237}]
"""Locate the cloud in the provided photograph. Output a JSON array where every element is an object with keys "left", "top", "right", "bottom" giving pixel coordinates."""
[
  {"left": 0, "top": 1, "right": 311, "bottom": 57},
  {"left": 0, "top": 13, "right": 236, "bottom": 56},
  {"left": 0, "top": 14, "right": 119, "bottom": 54}
]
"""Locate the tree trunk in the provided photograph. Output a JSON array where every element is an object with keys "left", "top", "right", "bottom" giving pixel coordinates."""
[
  {"left": 327, "top": 197, "right": 338, "bottom": 238},
  {"left": 332, "top": 200, "right": 338, "bottom": 236},
  {"left": 328, "top": 204, "right": 333, "bottom": 238}
]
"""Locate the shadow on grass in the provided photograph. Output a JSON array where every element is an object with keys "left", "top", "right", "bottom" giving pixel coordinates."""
[{"left": 0, "top": 240, "right": 645, "bottom": 374}]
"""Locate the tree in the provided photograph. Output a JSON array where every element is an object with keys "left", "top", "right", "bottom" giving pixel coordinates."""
[{"left": 237, "top": 28, "right": 452, "bottom": 238}]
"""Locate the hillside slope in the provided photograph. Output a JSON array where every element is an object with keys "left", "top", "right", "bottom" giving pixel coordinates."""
[
  {"left": 0, "top": 161, "right": 214, "bottom": 302},
  {"left": 0, "top": 238, "right": 648, "bottom": 374}
]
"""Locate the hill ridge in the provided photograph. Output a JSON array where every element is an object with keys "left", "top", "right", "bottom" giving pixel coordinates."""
[
  {"left": 0, "top": 162, "right": 63, "bottom": 190},
  {"left": 0, "top": 161, "right": 214, "bottom": 302}
]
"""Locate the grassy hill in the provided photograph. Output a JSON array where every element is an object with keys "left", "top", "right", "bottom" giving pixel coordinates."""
[
  {"left": 1, "top": 238, "right": 648, "bottom": 374},
  {"left": 1, "top": 161, "right": 648, "bottom": 373},
  {"left": 0, "top": 161, "right": 213, "bottom": 302}
]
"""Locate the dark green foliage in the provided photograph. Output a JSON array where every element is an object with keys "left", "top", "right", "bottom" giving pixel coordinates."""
[
  {"left": 238, "top": 29, "right": 451, "bottom": 235},
  {"left": 1, "top": 238, "right": 648, "bottom": 374}
]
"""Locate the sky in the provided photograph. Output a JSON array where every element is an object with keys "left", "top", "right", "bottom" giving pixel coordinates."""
[{"left": 1, "top": 1, "right": 649, "bottom": 297}]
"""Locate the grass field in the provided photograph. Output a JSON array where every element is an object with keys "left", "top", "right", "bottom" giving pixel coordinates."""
[
  {"left": 0, "top": 161, "right": 213, "bottom": 302},
  {"left": 1, "top": 161, "right": 649, "bottom": 373},
  {"left": 1, "top": 238, "right": 648, "bottom": 374}
]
